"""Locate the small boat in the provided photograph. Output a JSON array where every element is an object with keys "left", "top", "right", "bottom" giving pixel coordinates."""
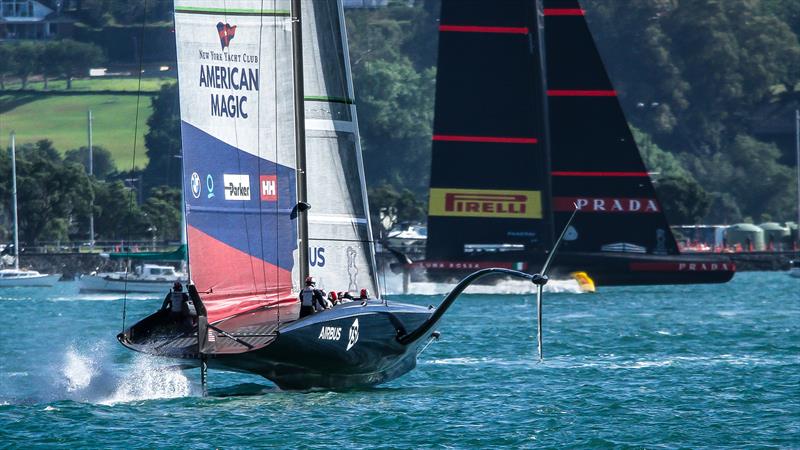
[
  {"left": 79, "top": 246, "right": 187, "bottom": 293},
  {"left": 0, "top": 133, "right": 60, "bottom": 288},
  {"left": 80, "top": 264, "right": 187, "bottom": 293},
  {"left": 119, "top": 0, "right": 560, "bottom": 391},
  {"left": 0, "top": 268, "right": 61, "bottom": 287},
  {"left": 415, "top": 0, "right": 735, "bottom": 287}
]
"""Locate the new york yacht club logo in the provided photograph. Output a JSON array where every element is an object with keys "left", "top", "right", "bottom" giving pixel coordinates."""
[{"left": 216, "top": 22, "right": 237, "bottom": 50}]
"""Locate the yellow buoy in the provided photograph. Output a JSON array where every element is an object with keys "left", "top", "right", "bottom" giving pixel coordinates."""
[{"left": 571, "top": 271, "right": 596, "bottom": 293}]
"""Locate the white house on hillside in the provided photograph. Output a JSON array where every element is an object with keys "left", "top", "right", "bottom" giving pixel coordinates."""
[{"left": 0, "top": 0, "right": 74, "bottom": 40}]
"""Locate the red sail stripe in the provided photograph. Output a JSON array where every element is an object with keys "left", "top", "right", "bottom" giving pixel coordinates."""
[
  {"left": 552, "top": 171, "right": 649, "bottom": 177},
  {"left": 547, "top": 90, "right": 617, "bottom": 97},
  {"left": 433, "top": 134, "right": 538, "bottom": 144},
  {"left": 439, "top": 25, "right": 529, "bottom": 35},
  {"left": 543, "top": 8, "right": 586, "bottom": 16}
]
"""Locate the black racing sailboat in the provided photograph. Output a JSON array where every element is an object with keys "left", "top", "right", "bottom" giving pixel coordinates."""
[
  {"left": 118, "top": 0, "right": 553, "bottom": 390},
  {"left": 420, "top": 0, "right": 735, "bottom": 286}
]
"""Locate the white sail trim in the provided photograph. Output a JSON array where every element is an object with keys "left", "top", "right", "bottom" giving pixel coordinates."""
[
  {"left": 308, "top": 213, "right": 368, "bottom": 225},
  {"left": 305, "top": 119, "right": 355, "bottom": 133}
]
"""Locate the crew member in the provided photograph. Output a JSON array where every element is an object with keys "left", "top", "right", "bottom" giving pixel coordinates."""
[
  {"left": 299, "top": 276, "right": 326, "bottom": 317},
  {"left": 328, "top": 291, "right": 339, "bottom": 306},
  {"left": 169, "top": 282, "right": 187, "bottom": 315},
  {"left": 359, "top": 288, "right": 369, "bottom": 300}
]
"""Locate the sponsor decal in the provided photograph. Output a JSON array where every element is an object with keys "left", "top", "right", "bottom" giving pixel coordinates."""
[
  {"left": 413, "top": 261, "right": 529, "bottom": 270},
  {"left": 223, "top": 174, "right": 251, "bottom": 200},
  {"left": 206, "top": 174, "right": 215, "bottom": 199},
  {"left": 260, "top": 175, "right": 277, "bottom": 201},
  {"left": 216, "top": 22, "right": 237, "bottom": 50},
  {"left": 346, "top": 318, "right": 360, "bottom": 351},
  {"left": 346, "top": 247, "right": 358, "bottom": 291},
  {"left": 318, "top": 326, "right": 341, "bottom": 341},
  {"left": 190, "top": 172, "right": 202, "bottom": 199},
  {"left": 554, "top": 197, "right": 660, "bottom": 213},
  {"left": 630, "top": 262, "right": 735, "bottom": 272},
  {"left": 310, "top": 247, "right": 326, "bottom": 267},
  {"left": 429, "top": 188, "right": 542, "bottom": 219},
  {"left": 195, "top": 23, "right": 259, "bottom": 119}
]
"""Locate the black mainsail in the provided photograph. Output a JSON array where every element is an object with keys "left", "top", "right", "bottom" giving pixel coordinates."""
[
  {"left": 423, "top": 0, "right": 734, "bottom": 285},
  {"left": 427, "top": 0, "right": 552, "bottom": 270}
]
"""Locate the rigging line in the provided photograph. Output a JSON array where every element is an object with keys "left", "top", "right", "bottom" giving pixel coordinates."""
[
  {"left": 273, "top": 0, "right": 281, "bottom": 323},
  {"left": 122, "top": 0, "right": 149, "bottom": 333},
  {"left": 223, "top": 0, "right": 260, "bottom": 297},
  {"left": 254, "top": 0, "right": 267, "bottom": 305}
]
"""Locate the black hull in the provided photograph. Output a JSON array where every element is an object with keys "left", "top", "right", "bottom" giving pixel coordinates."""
[
  {"left": 419, "top": 252, "right": 735, "bottom": 287},
  {"left": 119, "top": 300, "right": 435, "bottom": 390}
]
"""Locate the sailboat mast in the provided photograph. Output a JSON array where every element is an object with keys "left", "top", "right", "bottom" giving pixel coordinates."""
[
  {"left": 88, "top": 109, "right": 95, "bottom": 247},
  {"left": 10, "top": 132, "right": 19, "bottom": 270},
  {"left": 533, "top": 0, "right": 555, "bottom": 248},
  {"left": 796, "top": 109, "right": 799, "bottom": 247},
  {"left": 291, "top": 0, "right": 310, "bottom": 286}
]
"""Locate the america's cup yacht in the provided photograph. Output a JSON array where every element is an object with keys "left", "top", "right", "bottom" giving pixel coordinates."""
[{"left": 119, "top": 0, "right": 564, "bottom": 390}]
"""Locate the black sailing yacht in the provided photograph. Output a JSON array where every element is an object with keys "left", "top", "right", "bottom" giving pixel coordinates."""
[
  {"left": 119, "top": 0, "right": 553, "bottom": 391},
  {"left": 417, "top": 0, "right": 735, "bottom": 286}
]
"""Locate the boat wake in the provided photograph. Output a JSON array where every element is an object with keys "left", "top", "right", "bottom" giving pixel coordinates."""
[
  {"left": 382, "top": 274, "right": 585, "bottom": 295},
  {"left": 55, "top": 345, "right": 194, "bottom": 405}
]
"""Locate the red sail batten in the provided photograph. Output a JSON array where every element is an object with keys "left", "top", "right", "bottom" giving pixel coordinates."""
[
  {"left": 433, "top": 134, "right": 539, "bottom": 144},
  {"left": 439, "top": 25, "right": 529, "bottom": 35},
  {"left": 543, "top": 8, "right": 585, "bottom": 16}
]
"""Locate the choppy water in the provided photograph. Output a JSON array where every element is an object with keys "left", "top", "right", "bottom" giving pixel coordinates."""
[{"left": 0, "top": 272, "right": 798, "bottom": 448}]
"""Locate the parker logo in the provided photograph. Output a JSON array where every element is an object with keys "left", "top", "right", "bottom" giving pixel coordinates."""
[
  {"left": 429, "top": 188, "right": 541, "bottom": 219},
  {"left": 260, "top": 175, "right": 277, "bottom": 202},
  {"left": 216, "top": 22, "right": 237, "bottom": 50},
  {"left": 223, "top": 174, "right": 251, "bottom": 201},
  {"left": 554, "top": 197, "right": 660, "bottom": 213}
]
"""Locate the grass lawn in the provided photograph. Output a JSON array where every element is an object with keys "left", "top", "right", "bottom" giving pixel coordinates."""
[
  {"left": 2, "top": 76, "right": 173, "bottom": 93},
  {"left": 1, "top": 94, "right": 152, "bottom": 169}
]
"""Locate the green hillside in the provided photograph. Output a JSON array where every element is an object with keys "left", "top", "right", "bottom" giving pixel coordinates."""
[{"left": 1, "top": 93, "right": 153, "bottom": 169}]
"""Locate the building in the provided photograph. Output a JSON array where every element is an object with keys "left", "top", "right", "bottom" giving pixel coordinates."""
[{"left": 0, "top": 0, "right": 74, "bottom": 40}]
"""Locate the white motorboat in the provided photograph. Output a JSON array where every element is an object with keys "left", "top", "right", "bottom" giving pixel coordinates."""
[
  {"left": 79, "top": 264, "right": 187, "bottom": 293},
  {"left": 0, "top": 269, "right": 61, "bottom": 287}
]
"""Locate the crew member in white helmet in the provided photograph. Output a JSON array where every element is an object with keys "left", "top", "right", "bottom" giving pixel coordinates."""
[{"left": 299, "top": 276, "right": 326, "bottom": 317}]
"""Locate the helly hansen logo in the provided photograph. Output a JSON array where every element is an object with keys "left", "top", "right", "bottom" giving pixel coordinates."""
[
  {"left": 216, "top": 22, "right": 237, "bottom": 50},
  {"left": 554, "top": 197, "right": 660, "bottom": 213},
  {"left": 260, "top": 175, "right": 277, "bottom": 201},
  {"left": 429, "top": 188, "right": 542, "bottom": 219}
]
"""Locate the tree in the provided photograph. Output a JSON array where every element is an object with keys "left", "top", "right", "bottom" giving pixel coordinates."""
[
  {"left": 368, "top": 182, "right": 427, "bottom": 231},
  {"left": 11, "top": 41, "right": 42, "bottom": 89},
  {"left": 142, "top": 83, "right": 182, "bottom": 192},
  {"left": 13, "top": 140, "right": 93, "bottom": 243},
  {"left": 0, "top": 44, "right": 16, "bottom": 90},
  {"left": 52, "top": 40, "right": 104, "bottom": 89},
  {"left": 141, "top": 186, "right": 182, "bottom": 242},
  {"left": 92, "top": 180, "right": 148, "bottom": 240},
  {"left": 65, "top": 146, "right": 116, "bottom": 180}
]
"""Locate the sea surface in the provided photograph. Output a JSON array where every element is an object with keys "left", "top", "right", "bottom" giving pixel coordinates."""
[{"left": 0, "top": 272, "right": 798, "bottom": 448}]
